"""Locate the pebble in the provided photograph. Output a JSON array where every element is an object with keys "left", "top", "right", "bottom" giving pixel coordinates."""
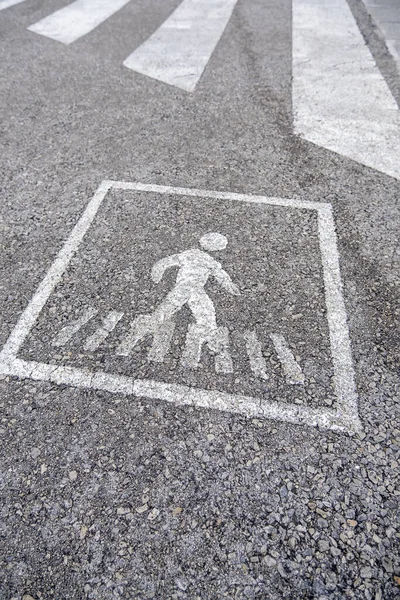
[
  {"left": 318, "top": 540, "right": 330, "bottom": 552},
  {"left": 263, "top": 556, "right": 277, "bottom": 568},
  {"left": 117, "top": 507, "right": 131, "bottom": 515},
  {"left": 360, "top": 566, "right": 372, "bottom": 579},
  {"left": 148, "top": 508, "right": 160, "bottom": 521},
  {"left": 347, "top": 519, "right": 358, "bottom": 527},
  {"left": 68, "top": 470, "right": 78, "bottom": 482},
  {"left": 30, "top": 447, "right": 40, "bottom": 459}
]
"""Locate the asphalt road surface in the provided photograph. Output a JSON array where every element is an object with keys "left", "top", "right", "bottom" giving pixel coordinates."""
[{"left": 0, "top": 0, "right": 399, "bottom": 598}]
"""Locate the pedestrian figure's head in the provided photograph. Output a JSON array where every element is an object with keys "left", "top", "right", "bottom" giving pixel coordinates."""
[{"left": 199, "top": 232, "right": 228, "bottom": 252}]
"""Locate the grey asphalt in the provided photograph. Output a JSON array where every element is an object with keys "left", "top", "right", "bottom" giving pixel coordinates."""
[
  {"left": 364, "top": 0, "right": 400, "bottom": 66},
  {"left": 0, "top": 0, "right": 399, "bottom": 599}
]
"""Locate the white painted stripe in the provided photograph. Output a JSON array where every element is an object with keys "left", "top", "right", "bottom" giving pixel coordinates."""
[
  {"left": 243, "top": 330, "right": 269, "bottom": 381},
  {"left": 117, "top": 315, "right": 176, "bottom": 361},
  {"left": 0, "top": 357, "right": 361, "bottom": 433},
  {"left": 293, "top": 0, "right": 400, "bottom": 181},
  {"left": 0, "top": 0, "right": 27, "bottom": 11},
  {"left": 270, "top": 334, "right": 305, "bottom": 385},
  {"left": 27, "top": 0, "right": 131, "bottom": 45},
  {"left": 317, "top": 205, "right": 359, "bottom": 419},
  {"left": 123, "top": 0, "right": 239, "bottom": 92},
  {"left": 83, "top": 310, "right": 123, "bottom": 352},
  {"left": 104, "top": 180, "right": 329, "bottom": 212},
  {"left": 53, "top": 307, "right": 98, "bottom": 347},
  {"left": 116, "top": 315, "right": 152, "bottom": 357}
]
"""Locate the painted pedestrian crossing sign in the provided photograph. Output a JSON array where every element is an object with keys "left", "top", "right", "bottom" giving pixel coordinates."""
[{"left": 0, "top": 181, "right": 361, "bottom": 434}]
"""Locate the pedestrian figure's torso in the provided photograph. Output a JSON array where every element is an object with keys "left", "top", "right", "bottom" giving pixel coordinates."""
[{"left": 174, "top": 249, "right": 221, "bottom": 289}]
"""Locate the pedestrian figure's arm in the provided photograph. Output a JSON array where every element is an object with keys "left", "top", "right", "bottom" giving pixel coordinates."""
[
  {"left": 151, "top": 254, "right": 181, "bottom": 283},
  {"left": 214, "top": 266, "right": 241, "bottom": 295}
]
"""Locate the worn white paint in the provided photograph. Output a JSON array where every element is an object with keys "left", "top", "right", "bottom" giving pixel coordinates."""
[
  {"left": 147, "top": 319, "right": 176, "bottom": 363},
  {"left": 0, "top": 0, "right": 27, "bottom": 11},
  {"left": 149, "top": 233, "right": 239, "bottom": 331},
  {"left": 84, "top": 310, "right": 123, "bottom": 352},
  {"left": 270, "top": 333, "right": 305, "bottom": 385},
  {"left": 53, "top": 307, "right": 98, "bottom": 347},
  {"left": 117, "top": 314, "right": 175, "bottom": 360},
  {"left": 293, "top": 0, "right": 400, "bottom": 180},
  {"left": 181, "top": 324, "right": 233, "bottom": 373},
  {"left": 123, "top": 0, "right": 239, "bottom": 92},
  {"left": 0, "top": 180, "right": 109, "bottom": 363},
  {"left": 117, "top": 315, "right": 152, "bottom": 357},
  {"left": 28, "top": 0, "right": 131, "bottom": 45},
  {"left": 243, "top": 330, "right": 269, "bottom": 381},
  {"left": 317, "top": 205, "right": 359, "bottom": 422},
  {"left": 118, "top": 232, "right": 238, "bottom": 373},
  {"left": 0, "top": 180, "right": 362, "bottom": 434}
]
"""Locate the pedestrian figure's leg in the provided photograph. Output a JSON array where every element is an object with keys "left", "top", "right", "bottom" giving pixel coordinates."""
[
  {"left": 187, "top": 291, "right": 217, "bottom": 332},
  {"left": 182, "top": 291, "right": 232, "bottom": 373},
  {"left": 152, "top": 285, "right": 191, "bottom": 323},
  {"left": 117, "top": 285, "right": 190, "bottom": 356}
]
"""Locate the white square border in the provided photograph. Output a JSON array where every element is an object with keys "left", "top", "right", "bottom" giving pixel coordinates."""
[{"left": 0, "top": 180, "right": 362, "bottom": 434}]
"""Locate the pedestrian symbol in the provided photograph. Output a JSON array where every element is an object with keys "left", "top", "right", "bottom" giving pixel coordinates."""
[{"left": 118, "top": 232, "right": 239, "bottom": 373}]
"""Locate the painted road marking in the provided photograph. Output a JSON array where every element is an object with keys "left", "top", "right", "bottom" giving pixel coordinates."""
[
  {"left": 27, "top": 0, "right": 132, "bottom": 45},
  {"left": 118, "top": 231, "right": 238, "bottom": 373},
  {"left": 181, "top": 325, "right": 233, "bottom": 373},
  {"left": 0, "top": 181, "right": 361, "bottom": 434},
  {"left": 123, "top": 0, "right": 239, "bottom": 92},
  {"left": 0, "top": 0, "right": 27, "bottom": 11},
  {"left": 52, "top": 307, "right": 98, "bottom": 346},
  {"left": 117, "top": 315, "right": 177, "bottom": 362},
  {"left": 270, "top": 333, "right": 305, "bottom": 385},
  {"left": 293, "top": 0, "right": 400, "bottom": 181},
  {"left": 243, "top": 330, "right": 269, "bottom": 381},
  {"left": 147, "top": 318, "right": 175, "bottom": 363},
  {"left": 83, "top": 310, "right": 124, "bottom": 352},
  {"left": 51, "top": 309, "right": 299, "bottom": 383}
]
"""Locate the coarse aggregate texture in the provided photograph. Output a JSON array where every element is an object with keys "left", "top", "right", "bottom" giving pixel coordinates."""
[{"left": 0, "top": 0, "right": 399, "bottom": 598}]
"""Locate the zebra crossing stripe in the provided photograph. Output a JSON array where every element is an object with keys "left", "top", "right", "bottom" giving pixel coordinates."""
[
  {"left": 50, "top": 307, "right": 304, "bottom": 384},
  {"left": 270, "top": 333, "right": 304, "bottom": 385},
  {"left": 243, "top": 330, "right": 269, "bottom": 381},
  {"left": 52, "top": 307, "right": 98, "bottom": 347},
  {"left": 83, "top": 310, "right": 124, "bottom": 352},
  {"left": 0, "top": 0, "right": 27, "bottom": 12},
  {"left": 292, "top": 0, "right": 400, "bottom": 181},
  {"left": 27, "top": 0, "right": 132, "bottom": 45},
  {"left": 123, "top": 0, "right": 239, "bottom": 92}
]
